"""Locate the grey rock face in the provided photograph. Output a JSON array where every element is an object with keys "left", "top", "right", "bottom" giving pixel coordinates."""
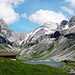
[
  {"left": 0, "top": 18, "right": 20, "bottom": 45},
  {"left": 0, "top": 18, "right": 21, "bottom": 53},
  {"left": 58, "top": 20, "right": 69, "bottom": 30},
  {"left": 0, "top": 35, "right": 12, "bottom": 45},
  {"left": 69, "top": 16, "right": 75, "bottom": 23},
  {"left": 60, "top": 20, "right": 68, "bottom": 26},
  {"left": 68, "top": 16, "right": 75, "bottom": 27}
]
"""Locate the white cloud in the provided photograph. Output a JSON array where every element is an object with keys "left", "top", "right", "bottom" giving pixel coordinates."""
[
  {"left": 29, "top": 9, "right": 67, "bottom": 25},
  {"left": 21, "top": 13, "right": 28, "bottom": 18},
  {"left": 0, "top": 0, "right": 25, "bottom": 24},
  {"left": 65, "top": 0, "right": 75, "bottom": 7},
  {"left": 0, "top": 0, "right": 24, "bottom": 7},
  {"left": 62, "top": 6, "right": 74, "bottom": 15}
]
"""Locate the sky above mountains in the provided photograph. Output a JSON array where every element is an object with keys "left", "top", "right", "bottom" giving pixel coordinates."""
[{"left": 0, "top": 0, "right": 75, "bottom": 32}]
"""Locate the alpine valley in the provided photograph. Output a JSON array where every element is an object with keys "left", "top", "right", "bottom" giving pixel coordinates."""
[{"left": 1, "top": 16, "right": 75, "bottom": 62}]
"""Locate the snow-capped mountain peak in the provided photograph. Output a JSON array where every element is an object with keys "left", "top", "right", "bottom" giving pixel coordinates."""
[
  {"left": 20, "top": 21, "right": 58, "bottom": 44},
  {"left": 41, "top": 21, "right": 58, "bottom": 34}
]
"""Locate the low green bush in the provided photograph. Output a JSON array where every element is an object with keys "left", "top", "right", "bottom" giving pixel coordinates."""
[{"left": 47, "top": 43, "right": 54, "bottom": 51}]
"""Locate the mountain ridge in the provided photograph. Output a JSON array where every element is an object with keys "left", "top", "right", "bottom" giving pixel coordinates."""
[
  {"left": 19, "top": 16, "right": 75, "bottom": 61},
  {"left": 0, "top": 16, "right": 75, "bottom": 61}
]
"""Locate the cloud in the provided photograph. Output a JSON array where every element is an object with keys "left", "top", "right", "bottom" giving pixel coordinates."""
[
  {"left": 65, "top": 0, "right": 75, "bottom": 7},
  {"left": 21, "top": 13, "right": 28, "bottom": 18},
  {"left": 29, "top": 9, "right": 67, "bottom": 25},
  {"left": 0, "top": 0, "right": 25, "bottom": 24},
  {"left": 0, "top": 0, "right": 24, "bottom": 7},
  {"left": 62, "top": 6, "right": 74, "bottom": 15}
]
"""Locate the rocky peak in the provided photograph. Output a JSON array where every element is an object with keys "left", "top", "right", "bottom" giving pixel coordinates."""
[
  {"left": 69, "top": 16, "right": 75, "bottom": 23},
  {"left": 20, "top": 21, "right": 58, "bottom": 45},
  {"left": 58, "top": 20, "right": 68, "bottom": 30},
  {"left": 68, "top": 16, "right": 75, "bottom": 27},
  {"left": 0, "top": 18, "right": 20, "bottom": 44},
  {"left": 60, "top": 20, "right": 68, "bottom": 26},
  {"left": 0, "top": 18, "right": 4, "bottom": 22},
  {"left": 41, "top": 21, "right": 58, "bottom": 29},
  {"left": 0, "top": 18, "right": 7, "bottom": 27},
  {"left": 41, "top": 21, "right": 58, "bottom": 34}
]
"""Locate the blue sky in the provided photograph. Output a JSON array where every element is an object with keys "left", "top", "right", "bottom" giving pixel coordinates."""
[{"left": 0, "top": 0, "right": 75, "bottom": 32}]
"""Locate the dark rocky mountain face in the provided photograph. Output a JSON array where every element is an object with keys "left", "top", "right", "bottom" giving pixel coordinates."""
[
  {"left": 54, "top": 31, "right": 61, "bottom": 38},
  {"left": 60, "top": 20, "right": 68, "bottom": 26},
  {"left": 0, "top": 35, "right": 12, "bottom": 45},
  {"left": 57, "top": 20, "right": 68, "bottom": 30},
  {"left": 68, "top": 16, "right": 75, "bottom": 27},
  {"left": 69, "top": 16, "right": 75, "bottom": 23}
]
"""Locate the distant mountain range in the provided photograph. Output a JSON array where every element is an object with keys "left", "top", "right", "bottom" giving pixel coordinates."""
[{"left": 0, "top": 16, "right": 75, "bottom": 61}]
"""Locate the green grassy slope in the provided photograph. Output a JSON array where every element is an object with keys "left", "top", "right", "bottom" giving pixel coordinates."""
[{"left": 0, "top": 58, "right": 69, "bottom": 75}]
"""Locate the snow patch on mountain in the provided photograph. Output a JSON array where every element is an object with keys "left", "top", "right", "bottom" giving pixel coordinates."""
[{"left": 20, "top": 21, "right": 58, "bottom": 44}]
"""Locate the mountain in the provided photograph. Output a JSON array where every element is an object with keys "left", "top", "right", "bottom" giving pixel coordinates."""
[
  {"left": 19, "top": 16, "right": 75, "bottom": 61},
  {"left": 20, "top": 22, "right": 58, "bottom": 45},
  {"left": 0, "top": 18, "right": 22, "bottom": 52},
  {"left": 1, "top": 16, "right": 75, "bottom": 62},
  {"left": 58, "top": 20, "right": 68, "bottom": 30},
  {"left": 0, "top": 18, "right": 21, "bottom": 44}
]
